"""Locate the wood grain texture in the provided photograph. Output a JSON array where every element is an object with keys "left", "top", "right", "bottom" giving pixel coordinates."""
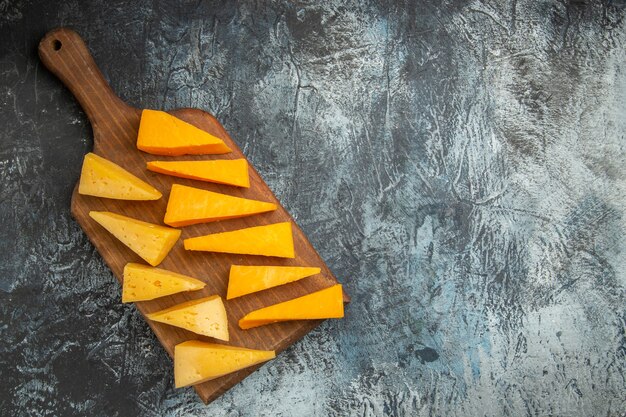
[{"left": 38, "top": 27, "right": 348, "bottom": 404}]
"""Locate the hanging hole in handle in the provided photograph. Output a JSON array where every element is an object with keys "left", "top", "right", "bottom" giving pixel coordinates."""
[{"left": 52, "top": 39, "right": 62, "bottom": 51}]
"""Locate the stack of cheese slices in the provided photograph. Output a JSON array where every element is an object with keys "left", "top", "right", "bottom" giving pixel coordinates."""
[{"left": 78, "top": 110, "right": 344, "bottom": 389}]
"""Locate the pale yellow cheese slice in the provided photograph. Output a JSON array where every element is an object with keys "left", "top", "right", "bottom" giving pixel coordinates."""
[
  {"left": 79, "top": 152, "right": 161, "bottom": 200},
  {"left": 122, "top": 263, "right": 205, "bottom": 302},
  {"left": 146, "top": 295, "right": 229, "bottom": 341},
  {"left": 89, "top": 211, "right": 180, "bottom": 266},
  {"left": 174, "top": 341, "right": 275, "bottom": 388}
]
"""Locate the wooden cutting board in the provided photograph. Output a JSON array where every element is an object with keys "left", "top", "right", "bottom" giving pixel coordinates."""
[{"left": 39, "top": 28, "right": 348, "bottom": 404}]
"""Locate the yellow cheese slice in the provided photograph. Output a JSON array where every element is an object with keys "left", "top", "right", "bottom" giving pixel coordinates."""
[
  {"left": 89, "top": 211, "right": 180, "bottom": 266},
  {"left": 78, "top": 153, "right": 161, "bottom": 200},
  {"left": 239, "top": 284, "right": 344, "bottom": 329},
  {"left": 146, "top": 295, "right": 229, "bottom": 341},
  {"left": 137, "top": 109, "right": 231, "bottom": 156},
  {"left": 227, "top": 265, "right": 321, "bottom": 299},
  {"left": 174, "top": 341, "right": 275, "bottom": 388},
  {"left": 184, "top": 222, "right": 295, "bottom": 258},
  {"left": 147, "top": 159, "right": 250, "bottom": 188},
  {"left": 164, "top": 184, "right": 277, "bottom": 227},
  {"left": 122, "top": 263, "right": 205, "bottom": 302}
]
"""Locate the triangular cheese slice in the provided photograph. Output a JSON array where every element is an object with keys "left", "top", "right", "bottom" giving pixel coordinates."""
[
  {"left": 146, "top": 296, "right": 229, "bottom": 341},
  {"left": 147, "top": 159, "right": 249, "bottom": 188},
  {"left": 78, "top": 153, "right": 161, "bottom": 200},
  {"left": 227, "top": 265, "right": 321, "bottom": 299},
  {"left": 89, "top": 211, "right": 180, "bottom": 266},
  {"left": 137, "top": 109, "right": 231, "bottom": 155},
  {"left": 174, "top": 341, "right": 275, "bottom": 388},
  {"left": 122, "top": 263, "right": 205, "bottom": 302},
  {"left": 164, "top": 184, "right": 277, "bottom": 227},
  {"left": 239, "top": 284, "right": 344, "bottom": 329},
  {"left": 184, "top": 222, "right": 295, "bottom": 258}
]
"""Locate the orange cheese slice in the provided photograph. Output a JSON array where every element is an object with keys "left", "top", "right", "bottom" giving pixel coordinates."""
[
  {"left": 137, "top": 109, "right": 231, "bottom": 156},
  {"left": 146, "top": 295, "right": 229, "bottom": 341},
  {"left": 164, "top": 184, "right": 277, "bottom": 227},
  {"left": 147, "top": 159, "right": 249, "bottom": 188},
  {"left": 239, "top": 284, "right": 344, "bottom": 329},
  {"left": 121, "top": 263, "right": 205, "bottom": 302},
  {"left": 174, "top": 341, "right": 275, "bottom": 388},
  {"left": 89, "top": 211, "right": 180, "bottom": 266},
  {"left": 227, "top": 265, "right": 321, "bottom": 299},
  {"left": 184, "top": 222, "right": 295, "bottom": 258},
  {"left": 78, "top": 153, "right": 161, "bottom": 200}
]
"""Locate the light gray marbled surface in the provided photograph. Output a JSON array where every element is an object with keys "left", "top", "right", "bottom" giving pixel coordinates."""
[{"left": 1, "top": 1, "right": 625, "bottom": 416}]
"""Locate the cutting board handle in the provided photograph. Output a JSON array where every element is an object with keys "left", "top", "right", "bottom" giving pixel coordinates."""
[{"left": 39, "top": 28, "right": 133, "bottom": 130}]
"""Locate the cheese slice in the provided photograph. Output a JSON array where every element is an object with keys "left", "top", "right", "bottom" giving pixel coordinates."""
[
  {"left": 137, "top": 109, "right": 231, "bottom": 156},
  {"left": 146, "top": 295, "right": 229, "bottom": 341},
  {"left": 184, "top": 222, "right": 295, "bottom": 258},
  {"left": 122, "top": 263, "right": 205, "bottom": 302},
  {"left": 227, "top": 265, "right": 321, "bottom": 299},
  {"left": 147, "top": 159, "right": 249, "bottom": 188},
  {"left": 89, "top": 211, "right": 180, "bottom": 266},
  {"left": 174, "top": 341, "right": 275, "bottom": 388},
  {"left": 78, "top": 153, "right": 161, "bottom": 200},
  {"left": 164, "top": 184, "right": 277, "bottom": 227},
  {"left": 239, "top": 284, "right": 344, "bottom": 329}
]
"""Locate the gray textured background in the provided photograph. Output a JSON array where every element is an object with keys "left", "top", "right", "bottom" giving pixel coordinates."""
[{"left": 1, "top": 1, "right": 625, "bottom": 416}]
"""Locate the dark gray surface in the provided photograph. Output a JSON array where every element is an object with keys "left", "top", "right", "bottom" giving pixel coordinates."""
[{"left": 1, "top": 1, "right": 625, "bottom": 416}]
